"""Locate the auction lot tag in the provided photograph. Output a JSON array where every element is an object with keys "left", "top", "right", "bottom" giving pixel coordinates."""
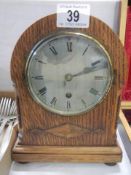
[{"left": 57, "top": 3, "right": 90, "bottom": 28}]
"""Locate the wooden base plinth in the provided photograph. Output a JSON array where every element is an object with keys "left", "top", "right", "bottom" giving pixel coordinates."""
[{"left": 12, "top": 142, "right": 122, "bottom": 163}]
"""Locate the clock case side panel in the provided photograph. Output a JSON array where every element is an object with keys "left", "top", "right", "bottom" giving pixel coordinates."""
[{"left": 10, "top": 14, "right": 127, "bottom": 146}]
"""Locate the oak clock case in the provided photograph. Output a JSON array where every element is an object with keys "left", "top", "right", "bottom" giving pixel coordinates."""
[{"left": 11, "top": 14, "right": 127, "bottom": 163}]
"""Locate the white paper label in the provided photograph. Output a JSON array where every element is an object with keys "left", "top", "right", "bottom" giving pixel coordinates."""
[{"left": 57, "top": 3, "right": 90, "bottom": 28}]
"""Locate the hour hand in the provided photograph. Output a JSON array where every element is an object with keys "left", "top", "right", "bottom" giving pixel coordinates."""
[{"left": 73, "top": 67, "right": 93, "bottom": 77}]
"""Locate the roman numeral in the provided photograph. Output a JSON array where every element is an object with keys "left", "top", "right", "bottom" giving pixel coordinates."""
[
  {"left": 32, "top": 76, "right": 44, "bottom": 80},
  {"left": 81, "top": 99, "right": 87, "bottom": 108},
  {"left": 35, "top": 58, "right": 46, "bottom": 64},
  {"left": 67, "top": 42, "right": 72, "bottom": 52},
  {"left": 82, "top": 46, "right": 89, "bottom": 55},
  {"left": 50, "top": 97, "right": 57, "bottom": 106},
  {"left": 91, "top": 60, "right": 101, "bottom": 66},
  {"left": 67, "top": 101, "right": 71, "bottom": 110},
  {"left": 89, "top": 88, "right": 99, "bottom": 95},
  {"left": 49, "top": 46, "right": 58, "bottom": 55},
  {"left": 38, "top": 87, "right": 47, "bottom": 95},
  {"left": 94, "top": 76, "right": 104, "bottom": 80}
]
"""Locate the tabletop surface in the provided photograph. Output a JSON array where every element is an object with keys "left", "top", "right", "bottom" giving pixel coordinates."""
[{"left": 9, "top": 130, "right": 131, "bottom": 175}]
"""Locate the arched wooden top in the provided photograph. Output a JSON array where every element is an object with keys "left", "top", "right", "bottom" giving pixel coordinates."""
[{"left": 11, "top": 14, "right": 127, "bottom": 88}]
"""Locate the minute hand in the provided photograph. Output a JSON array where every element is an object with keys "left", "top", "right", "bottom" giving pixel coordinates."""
[{"left": 73, "top": 62, "right": 107, "bottom": 77}]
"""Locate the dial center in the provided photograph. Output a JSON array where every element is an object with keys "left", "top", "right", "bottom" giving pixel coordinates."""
[{"left": 65, "top": 73, "right": 73, "bottom": 81}]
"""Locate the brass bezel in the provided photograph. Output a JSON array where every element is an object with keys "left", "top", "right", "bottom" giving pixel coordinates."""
[{"left": 25, "top": 31, "right": 113, "bottom": 116}]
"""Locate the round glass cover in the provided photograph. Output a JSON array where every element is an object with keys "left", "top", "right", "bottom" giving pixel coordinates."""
[{"left": 26, "top": 32, "right": 113, "bottom": 116}]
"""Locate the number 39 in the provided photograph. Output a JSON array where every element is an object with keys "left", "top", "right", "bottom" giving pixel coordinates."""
[{"left": 67, "top": 10, "right": 80, "bottom": 22}]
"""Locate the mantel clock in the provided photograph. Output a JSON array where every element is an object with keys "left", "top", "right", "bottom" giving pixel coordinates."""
[{"left": 11, "top": 14, "right": 127, "bottom": 163}]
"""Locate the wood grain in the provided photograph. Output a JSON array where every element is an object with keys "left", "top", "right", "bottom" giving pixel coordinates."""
[
  {"left": 12, "top": 154, "right": 122, "bottom": 163},
  {"left": 29, "top": 123, "right": 104, "bottom": 138},
  {"left": 119, "top": 0, "right": 128, "bottom": 44},
  {"left": 121, "top": 101, "right": 131, "bottom": 110},
  {"left": 119, "top": 109, "right": 131, "bottom": 141},
  {"left": 13, "top": 144, "right": 121, "bottom": 155},
  {"left": 12, "top": 143, "right": 122, "bottom": 163},
  {"left": 11, "top": 14, "right": 127, "bottom": 148}
]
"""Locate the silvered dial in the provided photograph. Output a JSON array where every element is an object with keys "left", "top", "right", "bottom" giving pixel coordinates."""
[{"left": 26, "top": 32, "right": 113, "bottom": 116}]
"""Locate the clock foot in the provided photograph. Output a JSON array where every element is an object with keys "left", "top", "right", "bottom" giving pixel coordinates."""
[{"left": 105, "top": 163, "right": 117, "bottom": 166}]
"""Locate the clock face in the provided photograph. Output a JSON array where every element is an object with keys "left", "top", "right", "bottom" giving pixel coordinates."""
[{"left": 26, "top": 32, "right": 113, "bottom": 116}]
